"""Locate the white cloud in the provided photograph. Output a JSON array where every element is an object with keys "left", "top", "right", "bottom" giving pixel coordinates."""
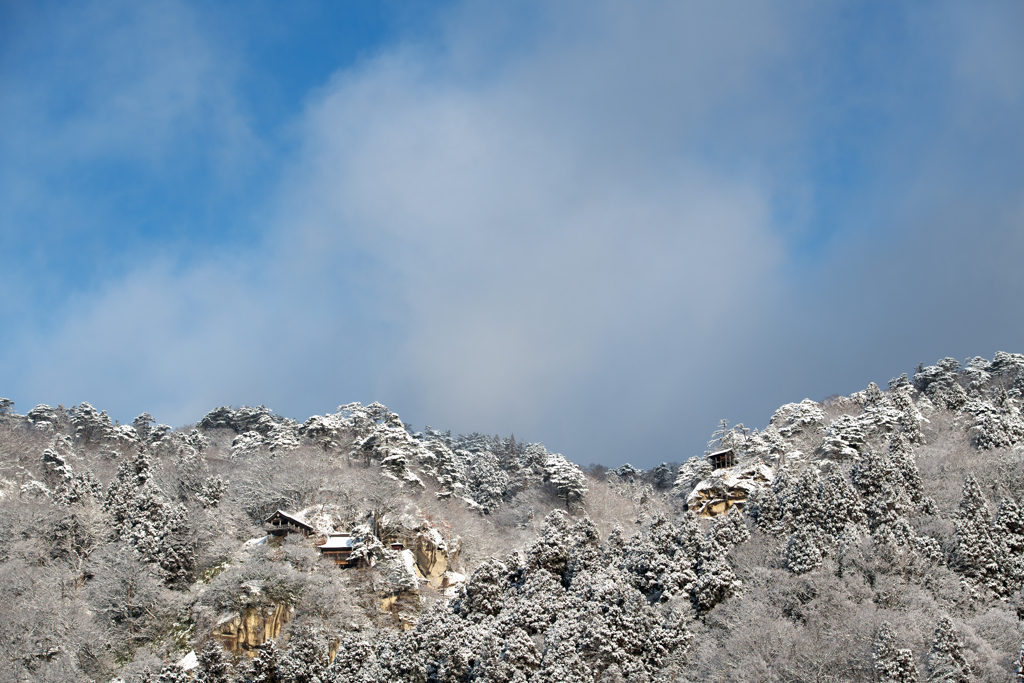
[{"left": 6, "top": 0, "right": 1024, "bottom": 465}]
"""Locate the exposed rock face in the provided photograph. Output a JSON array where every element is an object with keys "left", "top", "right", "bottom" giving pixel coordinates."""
[
  {"left": 380, "top": 594, "right": 419, "bottom": 631},
  {"left": 212, "top": 603, "right": 292, "bottom": 652},
  {"left": 413, "top": 527, "right": 460, "bottom": 588},
  {"left": 687, "top": 463, "right": 773, "bottom": 517}
]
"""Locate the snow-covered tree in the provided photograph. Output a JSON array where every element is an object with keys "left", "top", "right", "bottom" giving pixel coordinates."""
[
  {"left": 543, "top": 453, "right": 588, "bottom": 511},
  {"left": 710, "top": 505, "right": 750, "bottom": 549},
  {"left": 195, "top": 641, "right": 232, "bottom": 683},
  {"left": 133, "top": 413, "right": 170, "bottom": 445},
  {"left": 246, "top": 640, "right": 281, "bottom": 683},
  {"left": 43, "top": 446, "right": 102, "bottom": 506},
  {"left": 927, "top": 615, "right": 970, "bottom": 683},
  {"left": 852, "top": 448, "right": 903, "bottom": 531},
  {"left": 104, "top": 450, "right": 196, "bottom": 586},
  {"left": 952, "top": 474, "right": 1001, "bottom": 592},
  {"left": 873, "top": 622, "right": 920, "bottom": 683},
  {"left": 278, "top": 626, "right": 330, "bottom": 683},
  {"left": 26, "top": 403, "right": 63, "bottom": 431},
  {"left": 818, "top": 468, "right": 865, "bottom": 543},
  {"left": 649, "top": 462, "right": 677, "bottom": 489},
  {"left": 914, "top": 357, "right": 967, "bottom": 410},
  {"left": 781, "top": 468, "right": 825, "bottom": 533},
  {"left": 785, "top": 526, "right": 823, "bottom": 574},
  {"left": 769, "top": 399, "right": 826, "bottom": 438},
  {"left": 691, "top": 555, "right": 739, "bottom": 614},
  {"left": 996, "top": 497, "right": 1024, "bottom": 593},
  {"left": 964, "top": 398, "right": 1024, "bottom": 449},
  {"left": 69, "top": 402, "right": 114, "bottom": 444},
  {"left": 819, "top": 414, "right": 868, "bottom": 460},
  {"left": 888, "top": 434, "right": 924, "bottom": 506},
  {"left": 890, "top": 389, "right": 926, "bottom": 445},
  {"left": 467, "top": 448, "right": 510, "bottom": 512},
  {"left": 141, "top": 664, "right": 191, "bottom": 683},
  {"left": 672, "top": 456, "right": 713, "bottom": 498}
]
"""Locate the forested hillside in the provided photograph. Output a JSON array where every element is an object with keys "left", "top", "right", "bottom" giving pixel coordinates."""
[{"left": 2, "top": 353, "right": 1024, "bottom": 682}]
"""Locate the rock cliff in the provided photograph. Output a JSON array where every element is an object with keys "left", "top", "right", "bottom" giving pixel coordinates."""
[{"left": 212, "top": 603, "right": 292, "bottom": 652}]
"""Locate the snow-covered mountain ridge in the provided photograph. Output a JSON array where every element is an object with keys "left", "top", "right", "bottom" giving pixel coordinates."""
[{"left": 1, "top": 353, "right": 1024, "bottom": 682}]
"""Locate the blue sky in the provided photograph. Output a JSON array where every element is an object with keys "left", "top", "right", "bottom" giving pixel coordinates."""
[{"left": 2, "top": 1, "right": 1024, "bottom": 467}]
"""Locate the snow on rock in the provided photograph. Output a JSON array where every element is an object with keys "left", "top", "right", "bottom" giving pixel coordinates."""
[
  {"left": 401, "top": 549, "right": 419, "bottom": 585},
  {"left": 442, "top": 571, "right": 467, "bottom": 597},
  {"left": 177, "top": 651, "right": 198, "bottom": 671},
  {"left": 243, "top": 536, "right": 268, "bottom": 548},
  {"left": 687, "top": 463, "right": 774, "bottom": 517}
]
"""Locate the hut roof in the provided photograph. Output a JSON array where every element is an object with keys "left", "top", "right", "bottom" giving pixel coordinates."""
[{"left": 319, "top": 534, "right": 357, "bottom": 551}]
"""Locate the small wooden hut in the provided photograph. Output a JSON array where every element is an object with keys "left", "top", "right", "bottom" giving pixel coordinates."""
[{"left": 707, "top": 448, "right": 736, "bottom": 470}]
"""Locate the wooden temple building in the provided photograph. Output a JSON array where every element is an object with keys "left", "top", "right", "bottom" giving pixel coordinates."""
[
  {"left": 318, "top": 533, "right": 357, "bottom": 566},
  {"left": 264, "top": 510, "right": 314, "bottom": 537}
]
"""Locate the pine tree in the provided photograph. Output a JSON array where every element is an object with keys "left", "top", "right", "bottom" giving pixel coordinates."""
[
  {"left": 996, "top": 497, "right": 1024, "bottom": 594},
  {"left": 649, "top": 462, "right": 677, "bottom": 489},
  {"left": 927, "top": 616, "right": 970, "bottom": 683},
  {"left": 873, "top": 622, "right": 920, "bottom": 683},
  {"left": 104, "top": 448, "right": 196, "bottom": 585},
  {"left": 864, "top": 381, "right": 885, "bottom": 407},
  {"left": 709, "top": 505, "right": 750, "bottom": 550},
  {"left": 781, "top": 468, "right": 824, "bottom": 533},
  {"left": 746, "top": 470, "right": 786, "bottom": 535},
  {"left": 153, "top": 664, "right": 190, "bottom": 683},
  {"left": 543, "top": 454, "right": 588, "bottom": 511},
  {"left": 852, "top": 448, "right": 903, "bottom": 531},
  {"left": 818, "top": 469, "right": 865, "bottom": 543},
  {"left": 888, "top": 435, "right": 924, "bottom": 505},
  {"left": 196, "top": 641, "right": 232, "bottom": 683},
  {"left": 248, "top": 640, "right": 281, "bottom": 683},
  {"left": 785, "top": 526, "right": 823, "bottom": 574},
  {"left": 952, "top": 474, "right": 1002, "bottom": 592},
  {"left": 69, "top": 401, "right": 113, "bottom": 444},
  {"left": 278, "top": 626, "right": 329, "bottom": 683},
  {"left": 691, "top": 542, "right": 739, "bottom": 614}
]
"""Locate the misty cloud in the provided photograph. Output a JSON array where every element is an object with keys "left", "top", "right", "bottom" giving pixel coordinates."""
[{"left": 4, "top": 1, "right": 1024, "bottom": 466}]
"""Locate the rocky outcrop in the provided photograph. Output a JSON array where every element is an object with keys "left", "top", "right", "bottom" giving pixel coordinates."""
[
  {"left": 381, "top": 594, "right": 419, "bottom": 631},
  {"left": 413, "top": 528, "right": 460, "bottom": 588},
  {"left": 212, "top": 603, "right": 292, "bottom": 652},
  {"left": 687, "top": 463, "right": 773, "bottom": 517}
]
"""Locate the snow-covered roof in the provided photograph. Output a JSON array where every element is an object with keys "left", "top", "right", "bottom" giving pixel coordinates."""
[{"left": 319, "top": 534, "right": 357, "bottom": 550}]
